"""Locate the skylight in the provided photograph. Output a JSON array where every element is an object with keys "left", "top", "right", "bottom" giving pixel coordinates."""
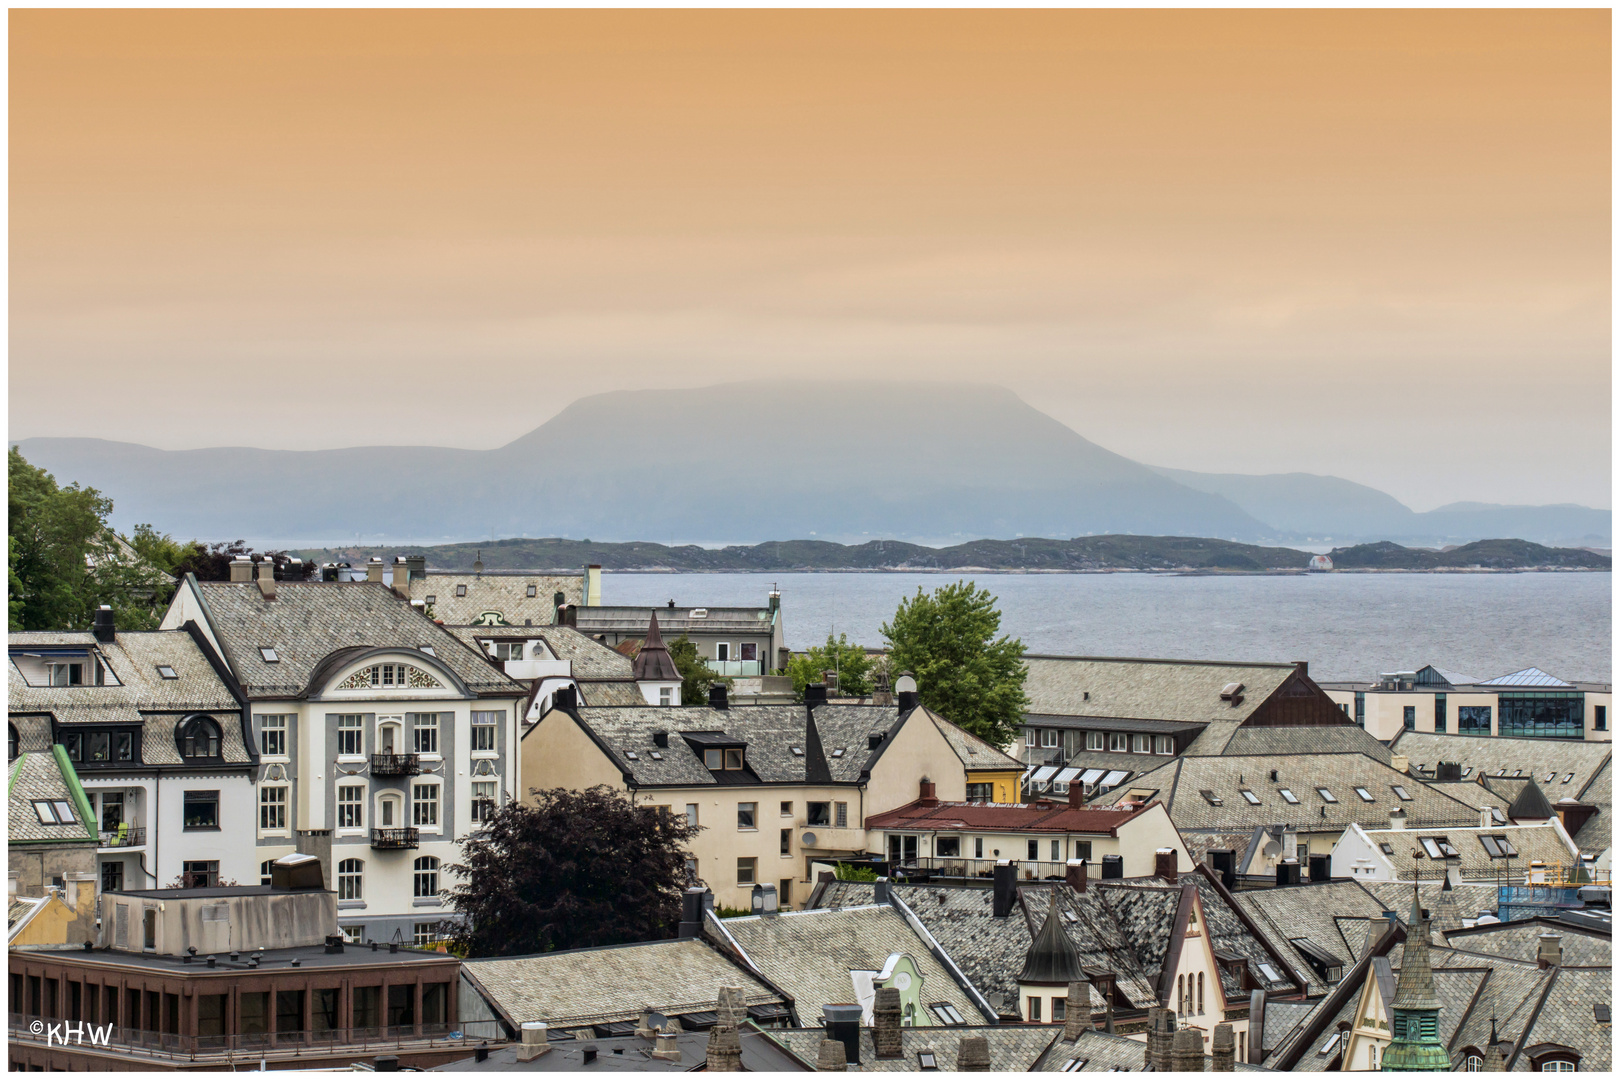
[
  {"left": 260, "top": 647, "right": 279, "bottom": 663},
  {"left": 626, "top": 751, "right": 639, "bottom": 761},
  {"left": 650, "top": 751, "right": 663, "bottom": 760},
  {"left": 831, "top": 748, "right": 845, "bottom": 758},
  {"left": 790, "top": 747, "right": 804, "bottom": 757},
  {"left": 155, "top": 665, "right": 178, "bottom": 680},
  {"left": 32, "top": 800, "right": 75, "bottom": 825},
  {"left": 929, "top": 1002, "right": 965, "bottom": 1025},
  {"left": 420, "top": 645, "right": 436, "bottom": 656},
  {"left": 1392, "top": 785, "right": 1412, "bottom": 801},
  {"left": 1354, "top": 787, "right": 1374, "bottom": 802},
  {"left": 1258, "top": 963, "right": 1280, "bottom": 983},
  {"left": 1060, "top": 1060, "right": 1085, "bottom": 1073},
  {"left": 1279, "top": 789, "right": 1299, "bottom": 805},
  {"left": 918, "top": 1052, "right": 939, "bottom": 1071},
  {"left": 1200, "top": 789, "right": 1223, "bottom": 806},
  {"left": 1563, "top": 773, "right": 1575, "bottom": 784},
  {"left": 1379, "top": 843, "right": 1395, "bottom": 855},
  {"left": 1319, "top": 1033, "right": 1341, "bottom": 1055},
  {"left": 1317, "top": 787, "right": 1338, "bottom": 803},
  {"left": 1462, "top": 767, "right": 1473, "bottom": 778},
  {"left": 1240, "top": 790, "right": 1262, "bottom": 805},
  {"left": 1544, "top": 772, "right": 1555, "bottom": 782}
]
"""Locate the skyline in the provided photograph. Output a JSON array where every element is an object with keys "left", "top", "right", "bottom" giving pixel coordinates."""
[{"left": 10, "top": 9, "right": 1611, "bottom": 512}]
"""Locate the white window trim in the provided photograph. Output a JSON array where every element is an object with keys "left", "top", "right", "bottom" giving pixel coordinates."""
[
  {"left": 375, "top": 792, "right": 405, "bottom": 831},
  {"left": 257, "top": 784, "right": 290, "bottom": 837},
  {"left": 257, "top": 714, "right": 291, "bottom": 762},
  {"left": 412, "top": 780, "right": 443, "bottom": 834},
  {"left": 412, "top": 712, "right": 443, "bottom": 760},
  {"left": 335, "top": 783, "right": 367, "bottom": 834}
]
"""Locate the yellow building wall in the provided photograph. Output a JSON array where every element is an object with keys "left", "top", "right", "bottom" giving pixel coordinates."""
[
  {"left": 9, "top": 895, "right": 89, "bottom": 947},
  {"left": 969, "top": 769, "right": 1024, "bottom": 804}
]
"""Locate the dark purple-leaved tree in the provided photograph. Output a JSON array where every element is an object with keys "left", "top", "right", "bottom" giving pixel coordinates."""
[{"left": 442, "top": 785, "right": 702, "bottom": 957}]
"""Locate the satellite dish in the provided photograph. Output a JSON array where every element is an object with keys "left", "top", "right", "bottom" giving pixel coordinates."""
[
  {"left": 801, "top": 832, "right": 818, "bottom": 847},
  {"left": 895, "top": 675, "right": 918, "bottom": 695},
  {"left": 1262, "top": 840, "right": 1282, "bottom": 859}
]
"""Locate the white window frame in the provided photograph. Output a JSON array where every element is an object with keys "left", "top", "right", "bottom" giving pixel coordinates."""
[
  {"left": 258, "top": 714, "right": 289, "bottom": 759},
  {"left": 1025, "top": 729, "right": 1037, "bottom": 747},
  {"left": 1131, "top": 734, "right": 1150, "bottom": 753},
  {"left": 737, "top": 857, "right": 757, "bottom": 884},
  {"left": 413, "top": 855, "right": 440, "bottom": 899},
  {"left": 337, "top": 783, "right": 366, "bottom": 832},
  {"left": 337, "top": 858, "right": 364, "bottom": 901},
  {"left": 414, "top": 922, "right": 436, "bottom": 946},
  {"left": 1109, "top": 733, "right": 1129, "bottom": 752},
  {"left": 258, "top": 785, "right": 289, "bottom": 835},
  {"left": 376, "top": 792, "right": 403, "bottom": 830},
  {"left": 471, "top": 780, "right": 498, "bottom": 824},
  {"left": 340, "top": 924, "right": 365, "bottom": 944},
  {"left": 337, "top": 714, "right": 365, "bottom": 759},
  {"left": 412, "top": 712, "right": 441, "bottom": 757},
  {"left": 1086, "top": 731, "right": 1105, "bottom": 751},
  {"left": 659, "top": 687, "right": 673, "bottom": 705},
  {"left": 1041, "top": 729, "right": 1060, "bottom": 748},
  {"left": 1279, "top": 788, "right": 1299, "bottom": 804},
  {"left": 716, "top": 642, "right": 730, "bottom": 662},
  {"left": 1240, "top": 789, "right": 1262, "bottom": 805},
  {"left": 1155, "top": 736, "right": 1174, "bottom": 755},
  {"left": 470, "top": 710, "right": 500, "bottom": 755},
  {"left": 412, "top": 781, "right": 441, "bottom": 832}
]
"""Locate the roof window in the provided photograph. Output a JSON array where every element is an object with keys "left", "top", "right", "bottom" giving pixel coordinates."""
[
  {"left": 1490, "top": 807, "right": 1507, "bottom": 824},
  {"left": 626, "top": 751, "right": 639, "bottom": 761},
  {"left": 929, "top": 1002, "right": 965, "bottom": 1025},
  {"left": 1563, "top": 773, "right": 1575, "bottom": 784},
  {"left": 1060, "top": 1059, "right": 1086, "bottom": 1072},
  {"left": 1479, "top": 834, "right": 1517, "bottom": 858},
  {"left": 1317, "top": 787, "right": 1338, "bottom": 803},
  {"left": 259, "top": 647, "right": 279, "bottom": 663},
  {"left": 1544, "top": 772, "right": 1556, "bottom": 782},
  {"left": 1200, "top": 789, "right": 1223, "bottom": 806},
  {"left": 918, "top": 1051, "right": 939, "bottom": 1071},
  {"left": 419, "top": 645, "right": 436, "bottom": 656},
  {"left": 1319, "top": 1033, "right": 1341, "bottom": 1055},
  {"left": 650, "top": 751, "right": 663, "bottom": 760},
  {"left": 831, "top": 748, "right": 845, "bottom": 758},
  {"left": 1279, "top": 789, "right": 1299, "bottom": 805},
  {"left": 1258, "top": 963, "right": 1281, "bottom": 983},
  {"left": 1354, "top": 787, "right": 1375, "bottom": 802},
  {"left": 155, "top": 665, "right": 178, "bottom": 680},
  {"left": 526, "top": 585, "right": 538, "bottom": 598},
  {"left": 690, "top": 608, "right": 708, "bottom": 619},
  {"left": 1596, "top": 1004, "right": 1610, "bottom": 1023},
  {"left": 425, "top": 595, "right": 436, "bottom": 605},
  {"left": 1462, "top": 767, "right": 1473, "bottom": 778},
  {"left": 1419, "top": 837, "right": 1459, "bottom": 859},
  {"left": 1240, "top": 790, "right": 1262, "bottom": 805},
  {"left": 1379, "top": 843, "right": 1395, "bottom": 855},
  {"left": 456, "top": 585, "right": 468, "bottom": 597},
  {"left": 790, "top": 747, "right": 804, "bottom": 757},
  {"left": 1392, "top": 785, "right": 1412, "bottom": 801},
  {"left": 33, "top": 800, "right": 76, "bottom": 825}
]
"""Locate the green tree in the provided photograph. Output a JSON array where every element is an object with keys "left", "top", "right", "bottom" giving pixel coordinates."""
[
  {"left": 668, "top": 633, "right": 728, "bottom": 705},
  {"left": 880, "top": 580, "right": 1029, "bottom": 747},
  {"left": 9, "top": 447, "right": 112, "bottom": 631},
  {"left": 443, "top": 785, "right": 701, "bottom": 957},
  {"left": 785, "top": 632, "right": 874, "bottom": 699}
]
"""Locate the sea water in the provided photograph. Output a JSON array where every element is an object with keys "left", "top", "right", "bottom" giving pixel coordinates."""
[{"left": 600, "top": 571, "right": 1612, "bottom": 683}]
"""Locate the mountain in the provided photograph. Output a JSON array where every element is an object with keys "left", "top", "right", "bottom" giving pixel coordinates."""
[
  {"left": 14, "top": 380, "right": 1607, "bottom": 547},
  {"left": 1149, "top": 467, "right": 1610, "bottom": 547},
  {"left": 12, "top": 382, "right": 1268, "bottom": 545}
]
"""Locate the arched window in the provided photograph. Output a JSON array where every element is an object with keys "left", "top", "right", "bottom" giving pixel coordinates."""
[
  {"left": 414, "top": 856, "right": 439, "bottom": 898},
  {"left": 1463, "top": 1055, "right": 1483, "bottom": 1071},
  {"left": 337, "top": 858, "right": 363, "bottom": 900},
  {"left": 1177, "top": 974, "right": 1185, "bottom": 1014},
  {"left": 178, "top": 716, "right": 221, "bottom": 759},
  {"left": 8, "top": 723, "right": 17, "bottom": 762},
  {"left": 260, "top": 860, "right": 275, "bottom": 886},
  {"left": 1197, "top": 972, "right": 1204, "bottom": 1014}
]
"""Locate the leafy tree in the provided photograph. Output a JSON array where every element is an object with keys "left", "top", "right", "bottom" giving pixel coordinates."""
[
  {"left": 442, "top": 785, "right": 701, "bottom": 957},
  {"left": 668, "top": 633, "right": 728, "bottom": 705},
  {"left": 834, "top": 861, "right": 879, "bottom": 882},
  {"left": 785, "top": 632, "right": 874, "bottom": 699},
  {"left": 9, "top": 448, "right": 114, "bottom": 631},
  {"left": 881, "top": 580, "right": 1029, "bottom": 747}
]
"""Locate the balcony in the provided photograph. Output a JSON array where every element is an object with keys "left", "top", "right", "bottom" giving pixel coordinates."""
[
  {"left": 370, "top": 753, "right": 421, "bottom": 777},
  {"left": 99, "top": 826, "right": 147, "bottom": 849},
  {"left": 884, "top": 856, "right": 1089, "bottom": 882},
  {"left": 709, "top": 659, "right": 762, "bottom": 678},
  {"left": 370, "top": 828, "right": 420, "bottom": 850}
]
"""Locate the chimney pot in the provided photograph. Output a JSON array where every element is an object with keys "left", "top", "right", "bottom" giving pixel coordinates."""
[
  {"left": 822, "top": 1004, "right": 863, "bottom": 1065},
  {"left": 1537, "top": 932, "right": 1562, "bottom": 969},
  {"left": 1481, "top": 805, "right": 1496, "bottom": 829},
  {"left": 1390, "top": 754, "right": 1410, "bottom": 775},
  {"left": 815, "top": 1038, "right": 847, "bottom": 1072},
  {"left": 918, "top": 778, "right": 938, "bottom": 806},
  {"left": 804, "top": 683, "right": 828, "bottom": 707},
  {"left": 366, "top": 558, "right": 385, "bottom": 584},
  {"left": 897, "top": 689, "right": 919, "bottom": 714},
  {"left": 257, "top": 558, "right": 277, "bottom": 599},
  {"left": 1389, "top": 806, "right": 1407, "bottom": 830}
]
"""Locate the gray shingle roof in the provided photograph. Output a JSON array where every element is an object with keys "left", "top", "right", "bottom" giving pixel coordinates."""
[
  {"left": 765, "top": 1024, "right": 1058, "bottom": 1072},
  {"left": 448, "top": 624, "right": 634, "bottom": 680},
  {"left": 1364, "top": 880, "right": 1500, "bottom": 925},
  {"left": 575, "top": 606, "right": 776, "bottom": 637},
  {"left": 461, "top": 937, "right": 782, "bottom": 1029},
  {"left": 715, "top": 904, "right": 981, "bottom": 1024},
  {"left": 1022, "top": 656, "right": 1296, "bottom": 723},
  {"left": 1096, "top": 753, "right": 1483, "bottom": 832},
  {"left": 190, "top": 580, "right": 522, "bottom": 698},
  {"left": 1508, "top": 966, "right": 1611, "bottom": 1072},
  {"left": 930, "top": 712, "right": 1024, "bottom": 773},
  {"left": 1211, "top": 725, "right": 1394, "bottom": 764},
  {"left": 1572, "top": 759, "right": 1610, "bottom": 855},
  {"left": 1442, "top": 921, "right": 1611, "bottom": 968},
  {"left": 1355, "top": 821, "right": 1578, "bottom": 881},
  {"left": 1229, "top": 881, "right": 1391, "bottom": 996},
  {"left": 1031, "top": 1028, "right": 1274, "bottom": 1072},
  {"left": 7, "top": 750, "right": 97, "bottom": 845},
  {"left": 1389, "top": 732, "right": 1610, "bottom": 798},
  {"left": 409, "top": 572, "right": 583, "bottom": 627},
  {"left": 577, "top": 680, "right": 649, "bottom": 707}
]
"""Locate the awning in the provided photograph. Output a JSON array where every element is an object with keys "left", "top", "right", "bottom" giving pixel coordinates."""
[
  {"left": 1101, "top": 770, "right": 1130, "bottom": 787},
  {"left": 1080, "top": 769, "right": 1106, "bottom": 785},
  {"left": 1032, "top": 766, "right": 1058, "bottom": 783},
  {"left": 1054, "top": 767, "right": 1081, "bottom": 783}
]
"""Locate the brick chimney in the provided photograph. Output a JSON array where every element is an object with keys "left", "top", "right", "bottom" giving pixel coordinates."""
[
  {"left": 1145, "top": 1007, "right": 1176, "bottom": 1071},
  {"left": 229, "top": 555, "right": 253, "bottom": 583},
  {"left": 815, "top": 1039, "right": 846, "bottom": 1071},
  {"left": 1068, "top": 780, "right": 1086, "bottom": 809},
  {"left": 1062, "top": 982, "right": 1090, "bottom": 1041},
  {"left": 1212, "top": 1023, "right": 1235, "bottom": 1071},
  {"left": 706, "top": 988, "right": 745, "bottom": 1072},
  {"left": 1171, "top": 1028, "right": 1203, "bottom": 1071},
  {"left": 515, "top": 1022, "right": 550, "bottom": 1062},
  {"left": 366, "top": 558, "right": 385, "bottom": 583},
  {"left": 1390, "top": 754, "right": 1410, "bottom": 775},
  {"left": 872, "top": 986, "right": 903, "bottom": 1058},
  {"left": 1537, "top": 932, "right": 1563, "bottom": 969},
  {"left": 957, "top": 1036, "right": 991, "bottom": 1072},
  {"left": 1155, "top": 848, "right": 1178, "bottom": 884},
  {"left": 256, "top": 557, "right": 277, "bottom": 600},
  {"left": 1066, "top": 858, "right": 1087, "bottom": 893},
  {"left": 918, "top": 777, "right": 938, "bottom": 807}
]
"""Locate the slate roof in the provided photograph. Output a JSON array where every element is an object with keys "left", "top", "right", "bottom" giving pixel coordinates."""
[
  {"left": 863, "top": 799, "right": 1154, "bottom": 835},
  {"left": 7, "top": 749, "right": 96, "bottom": 845},
  {"left": 1506, "top": 965, "right": 1611, "bottom": 1072},
  {"left": 1364, "top": 880, "right": 1500, "bottom": 925},
  {"left": 9, "top": 629, "right": 252, "bottom": 766},
  {"left": 448, "top": 625, "right": 634, "bottom": 680},
  {"left": 1022, "top": 656, "right": 1298, "bottom": 723},
  {"left": 1096, "top": 753, "right": 1483, "bottom": 832},
  {"left": 576, "top": 681, "right": 649, "bottom": 707},
  {"left": 1354, "top": 821, "right": 1578, "bottom": 881},
  {"left": 1388, "top": 732, "right": 1610, "bottom": 799},
  {"left": 930, "top": 712, "right": 1024, "bottom": 774},
  {"left": 1280, "top": 959, "right": 1490, "bottom": 1072},
  {"left": 714, "top": 904, "right": 981, "bottom": 1024},
  {"left": 575, "top": 605, "right": 776, "bottom": 637},
  {"left": 461, "top": 937, "right": 784, "bottom": 1029},
  {"left": 409, "top": 571, "right": 583, "bottom": 627},
  {"left": 1442, "top": 920, "right": 1611, "bottom": 968},
  {"left": 764, "top": 1024, "right": 1059, "bottom": 1072},
  {"left": 1209, "top": 725, "right": 1394, "bottom": 765},
  {"left": 1030, "top": 1028, "right": 1274, "bottom": 1072},
  {"left": 1571, "top": 758, "right": 1610, "bottom": 855},
  {"left": 1229, "top": 881, "right": 1392, "bottom": 996},
  {"left": 550, "top": 701, "right": 922, "bottom": 788},
  {"left": 188, "top": 579, "right": 523, "bottom": 698},
  {"left": 629, "top": 613, "right": 679, "bottom": 682}
]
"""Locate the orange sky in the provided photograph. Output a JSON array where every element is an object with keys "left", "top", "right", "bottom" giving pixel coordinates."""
[{"left": 10, "top": 9, "right": 1610, "bottom": 509}]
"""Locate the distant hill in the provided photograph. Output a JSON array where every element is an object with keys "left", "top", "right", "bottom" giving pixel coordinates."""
[
  {"left": 295, "top": 534, "right": 1610, "bottom": 573},
  {"left": 14, "top": 380, "right": 1608, "bottom": 547}
]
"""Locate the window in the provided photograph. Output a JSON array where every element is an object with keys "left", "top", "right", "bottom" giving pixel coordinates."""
[
  {"left": 1240, "top": 789, "right": 1261, "bottom": 805},
  {"left": 1562, "top": 773, "right": 1574, "bottom": 784},
  {"left": 471, "top": 780, "right": 497, "bottom": 824},
  {"left": 1177, "top": 974, "right": 1185, "bottom": 1014},
  {"left": 333, "top": 856, "right": 364, "bottom": 900},
  {"left": 259, "top": 647, "right": 279, "bottom": 663},
  {"left": 1319, "top": 1032, "right": 1341, "bottom": 1055},
  {"left": 414, "top": 923, "right": 436, "bottom": 947},
  {"left": 930, "top": 1002, "right": 965, "bottom": 1025},
  {"left": 1419, "top": 837, "right": 1460, "bottom": 859},
  {"left": 1392, "top": 785, "right": 1412, "bottom": 800},
  {"left": 337, "top": 714, "right": 364, "bottom": 756},
  {"left": 1053, "top": 996, "right": 1066, "bottom": 1021},
  {"left": 659, "top": 687, "right": 673, "bottom": 705},
  {"left": 101, "top": 860, "right": 123, "bottom": 892},
  {"left": 1200, "top": 790, "right": 1224, "bottom": 806},
  {"left": 337, "top": 784, "right": 365, "bottom": 829},
  {"left": 781, "top": 828, "right": 792, "bottom": 855},
  {"left": 412, "top": 712, "right": 440, "bottom": 755},
  {"left": 1026, "top": 729, "right": 1037, "bottom": 747},
  {"left": 1109, "top": 733, "right": 1129, "bottom": 752},
  {"left": 1041, "top": 729, "right": 1060, "bottom": 748},
  {"left": 526, "top": 584, "right": 538, "bottom": 597},
  {"left": 1197, "top": 972, "right": 1204, "bottom": 1014},
  {"left": 1597, "top": 706, "right": 1608, "bottom": 731},
  {"left": 1028, "top": 839, "right": 1039, "bottom": 861},
  {"left": 32, "top": 800, "right": 76, "bottom": 824},
  {"left": 1051, "top": 839, "right": 1061, "bottom": 861},
  {"left": 1156, "top": 736, "right": 1174, "bottom": 755},
  {"left": 414, "top": 856, "right": 440, "bottom": 898},
  {"left": 1379, "top": 842, "right": 1395, "bottom": 855},
  {"left": 686, "top": 803, "right": 699, "bottom": 826},
  {"left": 1539, "top": 1062, "right": 1576, "bottom": 1072},
  {"left": 807, "top": 801, "right": 831, "bottom": 826},
  {"left": 1060, "top": 1058, "right": 1085, "bottom": 1072},
  {"left": 738, "top": 857, "right": 757, "bottom": 884},
  {"left": 456, "top": 584, "right": 468, "bottom": 597},
  {"left": 1354, "top": 786, "right": 1374, "bottom": 802},
  {"left": 975, "top": 837, "right": 984, "bottom": 858},
  {"left": 179, "top": 716, "right": 221, "bottom": 759},
  {"left": 1279, "top": 788, "right": 1299, "bottom": 804},
  {"left": 1132, "top": 734, "right": 1150, "bottom": 753},
  {"left": 1354, "top": 691, "right": 1365, "bottom": 727},
  {"left": 966, "top": 783, "right": 993, "bottom": 800},
  {"left": 738, "top": 802, "right": 757, "bottom": 829},
  {"left": 1458, "top": 705, "right": 1492, "bottom": 734},
  {"left": 1316, "top": 787, "right": 1338, "bottom": 803},
  {"left": 1073, "top": 841, "right": 1092, "bottom": 861},
  {"left": 182, "top": 860, "right": 219, "bottom": 888},
  {"left": 1402, "top": 705, "right": 1416, "bottom": 730},
  {"left": 258, "top": 714, "right": 288, "bottom": 757},
  {"left": 919, "top": 1051, "right": 939, "bottom": 1070},
  {"left": 1086, "top": 732, "right": 1105, "bottom": 751},
  {"left": 1028, "top": 996, "right": 1042, "bottom": 1021},
  {"left": 471, "top": 710, "right": 499, "bottom": 752},
  {"left": 156, "top": 664, "right": 178, "bottom": 680},
  {"left": 183, "top": 790, "right": 219, "bottom": 829},
  {"left": 836, "top": 802, "right": 848, "bottom": 828},
  {"left": 259, "top": 786, "right": 287, "bottom": 831},
  {"left": 260, "top": 860, "right": 275, "bottom": 886},
  {"left": 1499, "top": 691, "right": 1585, "bottom": 740},
  {"left": 1463, "top": 1055, "right": 1483, "bottom": 1071},
  {"left": 938, "top": 836, "right": 961, "bottom": 858},
  {"left": 412, "top": 782, "right": 439, "bottom": 827},
  {"left": 778, "top": 799, "right": 795, "bottom": 816}
]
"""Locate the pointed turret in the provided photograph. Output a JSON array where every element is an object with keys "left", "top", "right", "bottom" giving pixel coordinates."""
[
  {"left": 1382, "top": 887, "right": 1451, "bottom": 1071},
  {"left": 633, "top": 611, "right": 680, "bottom": 682}
]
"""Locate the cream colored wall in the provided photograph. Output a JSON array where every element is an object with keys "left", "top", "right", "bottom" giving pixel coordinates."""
[
  {"left": 865, "top": 710, "right": 971, "bottom": 814},
  {"left": 1120, "top": 805, "right": 1193, "bottom": 877},
  {"left": 1168, "top": 889, "right": 1248, "bottom": 1057},
  {"left": 1586, "top": 691, "right": 1613, "bottom": 742},
  {"left": 521, "top": 709, "right": 631, "bottom": 796},
  {"left": 1340, "top": 967, "right": 1390, "bottom": 1071}
]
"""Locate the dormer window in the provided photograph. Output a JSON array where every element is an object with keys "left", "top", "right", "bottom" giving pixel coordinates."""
[
  {"left": 179, "top": 716, "right": 222, "bottom": 760},
  {"left": 702, "top": 748, "right": 745, "bottom": 770}
]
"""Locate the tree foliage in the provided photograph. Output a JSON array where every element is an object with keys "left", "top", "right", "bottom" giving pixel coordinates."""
[
  {"left": 785, "top": 632, "right": 874, "bottom": 699},
  {"left": 443, "top": 785, "right": 701, "bottom": 957},
  {"left": 668, "top": 633, "right": 728, "bottom": 705},
  {"left": 880, "top": 580, "right": 1029, "bottom": 747}
]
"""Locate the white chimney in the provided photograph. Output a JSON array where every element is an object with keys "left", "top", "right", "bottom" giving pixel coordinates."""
[
  {"left": 229, "top": 555, "right": 253, "bottom": 583},
  {"left": 516, "top": 1021, "right": 550, "bottom": 1062},
  {"left": 1389, "top": 806, "right": 1407, "bottom": 830},
  {"left": 1480, "top": 805, "right": 1495, "bottom": 829},
  {"left": 1390, "top": 754, "right": 1410, "bottom": 775}
]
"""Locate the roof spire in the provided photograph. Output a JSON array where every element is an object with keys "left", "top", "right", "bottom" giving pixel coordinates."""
[
  {"left": 1018, "top": 894, "right": 1083, "bottom": 986},
  {"left": 632, "top": 610, "right": 679, "bottom": 683},
  {"left": 1381, "top": 885, "right": 1449, "bottom": 1070}
]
